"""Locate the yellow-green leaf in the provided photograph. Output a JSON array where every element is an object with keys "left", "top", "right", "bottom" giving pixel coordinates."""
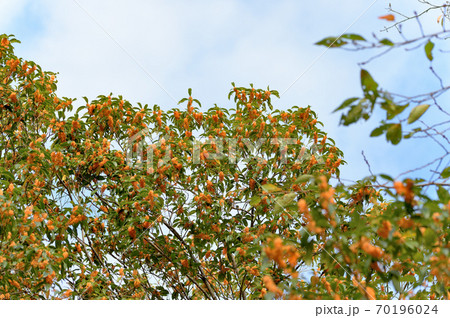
[
  {"left": 274, "top": 192, "right": 297, "bottom": 211},
  {"left": 294, "top": 174, "right": 313, "bottom": 184},
  {"left": 386, "top": 123, "right": 402, "bottom": 145},
  {"left": 249, "top": 196, "right": 261, "bottom": 207},
  {"left": 440, "top": 167, "right": 450, "bottom": 179},
  {"left": 424, "top": 40, "right": 434, "bottom": 61},
  {"left": 261, "top": 183, "right": 283, "bottom": 193},
  {"left": 407, "top": 104, "right": 429, "bottom": 124},
  {"left": 276, "top": 192, "right": 297, "bottom": 207}
]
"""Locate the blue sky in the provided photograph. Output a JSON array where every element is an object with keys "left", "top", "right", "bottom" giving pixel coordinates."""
[{"left": 2, "top": 0, "right": 449, "bottom": 184}]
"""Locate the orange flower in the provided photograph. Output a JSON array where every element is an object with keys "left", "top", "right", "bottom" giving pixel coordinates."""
[
  {"left": 9, "top": 92, "right": 17, "bottom": 103},
  {"left": 287, "top": 248, "right": 300, "bottom": 267},
  {"left": 397, "top": 217, "right": 414, "bottom": 229},
  {"left": 206, "top": 180, "right": 214, "bottom": 192},
  {"left": 260, "top": 288, "right": 267, "bottom": 298},
  {"left": 264, "top": 237, "right": 301, "bottom": 270},
  {"left": 73, "top": 244, "right": 81, "bottom": 253},
  {"left": 360, "top": 237, "right": 384, "bottom": 259},
  {"left": 321, "top": 277, "right": 332, "bottom": 293},
  {"left": 10, "top": 280, "right": 20, "bottom": 289},
  {"left": 333, "top": 158, "right": 342, "bottom": 168},
  {"left": 393, "top": 181, "right": 405, "bottom": 193},
  {"left": 51, "top": 151, "right": 64, "bottom": 166},
  {"left": 45, "top": 271, "right": 56, "bottom": 284},
  {"left": 1, "top": 37, "right": 10, "bottom": 47},
  {"left": 377, "top": 220, "right": 392, "bottom": 239},
  {"left": 249, "top": 178, "right": 256, "bottom": 190},
  {"left": 379, "top": 14, "right": 395, "bottom": 21},
  {"left": 72, "top": 120, "right": 80, "bottom": 130},
  {"left": 432, "top": 212, "right": 441, "bottom": 223},
  {"left": 85, "top": 282, "right": 93, "bottom": 294},
  {"left": 297, "top": 199, "right": 308, "bottom": 214},
  {"left": 365, "top": 287, "right": 376, "bottom": 300},
  {"left": 393, "top": 180, "right": 414, "bottom": 204},
  {"left": 181, "top": 259, "right": 189, "bottom": 268},
  {"left": 262, "top": 275, "right": 283, "bottom": 298},
  {"left": 194, "top": 233, "right": 211, "bottom": 240},
  {"left": 236, "top": 247, "right": 245, "bottom": 256},
  {"left": 128, "top": 226, "right": 136, "bottom": 240},
  {"left": 6, "top": 183, "right": 14, "bottom": 194},
  {"left": 222, "top": 247, "right": 227, "bottom": 256},
  {"left": 370, "top": 262, "right": 383, "bottom": 272}
]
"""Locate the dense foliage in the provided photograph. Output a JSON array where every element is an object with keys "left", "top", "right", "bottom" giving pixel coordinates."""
[{"left": 0, "top": 2, "right": 449, "bottom": 300}]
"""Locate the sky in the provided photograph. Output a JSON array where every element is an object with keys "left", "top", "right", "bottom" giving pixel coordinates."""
[{"left": 1, "top": 0, "right": 449, "bottom": 185}]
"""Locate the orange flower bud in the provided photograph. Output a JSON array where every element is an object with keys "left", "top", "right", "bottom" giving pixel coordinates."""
[{"left": 128, "top": 226, "right": 136, "bottom": 240}]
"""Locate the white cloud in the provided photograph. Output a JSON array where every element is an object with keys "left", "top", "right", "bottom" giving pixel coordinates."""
[{"left": 0, "top": 0, "right": 28, "bottom": 30}]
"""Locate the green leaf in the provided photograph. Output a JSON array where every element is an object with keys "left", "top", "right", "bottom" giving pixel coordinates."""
[
  {"left": 403, "top": 127, "right": 422, "bottom": 139},
  {"left": 436, "top": 186, "right": 450, "bottom": 203},
  {"left": 261, "top": 184, "right": 283, "bottom": 193},
  {"left": 379, "top": 174, "right": 394, "bottom": 182},
  {"left": 424, "top": 40, "right": 435, "bottom": 61},
  {"left": 379, "top": 38, "right": 394, "bottom": 46},
  {"left": 274, "top": 192, "right": 297, "bottom": 212},
  {"left": 193, "top": 99, "right": 201, "bottom": 107},
  {"left": 391, "top": 274, "right": 402, "bottom": 293},
  {"left": 178, "top": 98, "right": 187, "bottom": 105},
  {"left": 440, "top": 167, "right": 450, "bottom": 179},
  {"left": 404, "top": 240, "right": 419, "bottom": 249},
  {"left": 249, "top": 196, "right": 261, "bottom": 207},
  {"left": 424, "top": 228, "right": 437, "bottom": 245},
  {"left": 360, "top": 69, "right": 378, "bottom": 93},
  {"left": 340, "top": 34, "right": 366, "bottom": 41},
  {"left": 315, "top": 37, "right": 347, "bottom": 48},
  {"left": 370, "top": 124, "right": 389, "bottom": 137},
  {"left": 413, "top": 251, "right": 424, "bottom": 262},
  {"left": 400, "top": 275, "right": 416, "bottom": 283},
  {"left": 407, "top": 104, "right": 429, "bottom": 124},
  {"left": 341, "top": 105, "right": 362, "bottom": 126},
  {"left": 294, "top": 174, "right": 313, "bottom": 184},
  {"left": 0, "top": 170, "right": 14, "bottom": 181},
  {"left": 385, "top": 123, "right": 402, "bottom": 145},
  {"left": 333, "top": 97, "right": 359, "bottom": 113},
  {"left": 380, "top": 100, "right": 408, "bottom": 120}
]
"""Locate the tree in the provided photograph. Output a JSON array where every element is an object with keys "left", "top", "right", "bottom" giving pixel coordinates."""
[
  {"left": 0, "top": 1, "right": 448, "bottom": 300},
  {"left": 0, "top": 33, "right": 344, "bottom": 299}
]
